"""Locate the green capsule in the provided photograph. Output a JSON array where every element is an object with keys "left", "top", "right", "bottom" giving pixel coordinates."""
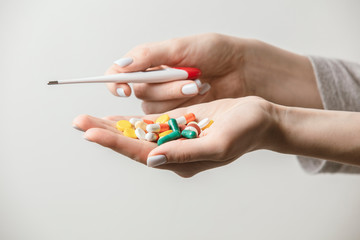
[
  {"left": 181, "top": 130, "right": 197, "bottom": 139},
  {"left": 168, "top": 118, "right": 180, "bottom": 132},
  {"left": 157, "top": 131, "right": 181, "bottom": 146}
]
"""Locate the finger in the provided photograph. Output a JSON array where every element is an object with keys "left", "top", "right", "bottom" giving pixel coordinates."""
[
  {"left": 133, "top": 79, "right": 200, "bottom": 101},
  {"left": 155, "top": 160, "right": 230, "bottom": 178},
  {"left": 141, "top": 99, "right": 190, "bottom": 114},
  {"left": 146, "top": 135, "right": 222, "bottom": 167},
  {"left": 105, "top": 67, "right": 132, "bottom": 97},
  {"left": 118, "top": 39, "right": 188, "bottom": 73},
  {"left": 72, "top": 114, "right": 117, "bottom": 133},
  {"left": 84, "top": 128, "right": 156, "bottom": 164},
  {"left": 141, "top": 93, "right": 210, "bottom": 114}
]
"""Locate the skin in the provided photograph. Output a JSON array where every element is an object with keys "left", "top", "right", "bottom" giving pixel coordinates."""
[
  {"left": 73, "top": 97, "right": 360, "bottom": 178},
  {"left": 72, "top": 33, "right": 359, "bottom": 177},
  {"left": 73, "top": 97, "right": 278, "bottom": 178},
  {"left": 106, "top": 33, "right": 323, "bottom": 113}
]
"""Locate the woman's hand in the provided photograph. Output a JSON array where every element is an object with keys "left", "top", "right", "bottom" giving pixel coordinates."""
[
  {"left": 73, "top": 97, "right": 278, "bottom": 177},
  {"left": 106, "top": 33, "right": 323, "bottom": 114},
  {"left": 107, "top": 33, "right": 247, "bottom": 113}
]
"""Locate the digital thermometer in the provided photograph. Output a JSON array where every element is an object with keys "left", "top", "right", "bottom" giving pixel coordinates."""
[{"left": 48, "top": 67, "right": 201, "bottom": 85}]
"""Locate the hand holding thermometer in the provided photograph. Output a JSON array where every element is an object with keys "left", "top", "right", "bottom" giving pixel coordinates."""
[{"left": 48, "top": 67, "right": 201, "bottom": 85}]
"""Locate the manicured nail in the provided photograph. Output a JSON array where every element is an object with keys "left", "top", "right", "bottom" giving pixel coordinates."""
[
  {"left": 113, "top": 57, "right": 133, "bottom": 67},
  {"left": 181, "top": 82, "right": 199, "bottom": 95},
  {"left": 194, "top": 79, "right": 202, "bottom": 88},
  {"left": 116, "top": 88, "right": 127, "bottom": 97},
  {"left": 73, "top": 124, "right": 83, "bottom": 132},
  {"left": 147, "top": 155, "right": 167, "bottom": 167},
  {"left": 83, "top": 134, "right": 91, "bottom": 141},
  {"left": 199, "top": 83, "right": 211, "bottom": 95}
]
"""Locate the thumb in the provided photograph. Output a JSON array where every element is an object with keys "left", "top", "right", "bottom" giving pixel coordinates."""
[{"left": 146, "top": 137, "right": 217, "bottom": 167}]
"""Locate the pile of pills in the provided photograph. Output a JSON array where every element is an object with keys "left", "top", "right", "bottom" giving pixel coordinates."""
[{"left": 116, "top": 113, "right": 214, "bottom": 145}]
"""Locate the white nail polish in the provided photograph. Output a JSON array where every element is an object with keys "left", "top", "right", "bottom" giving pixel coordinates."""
[
  {"left": 147, "top": 155, "right": 167, "bottom": 167},
  {"left": 73, "top": 124, "right": 83, "bottom": 132},
  {"left": 83, "top": 134, "right": 91, "bottom": 141},
  {"left": 116, "top": 88, "right": 127, "bottom": 97},
  {"left": 194, "top": 79, "right": 202, "bottom": 88},
  {"left": 199, "top": 83, "right": 211, "bottom": 95},
  {"left": 113, "top": 57, "right": 133, "bottom": 67},
  {"left": 181, "top": 82, "right": 199, "bottom": 95}
]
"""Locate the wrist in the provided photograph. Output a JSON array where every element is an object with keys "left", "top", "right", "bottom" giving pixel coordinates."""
[{"left": 242, "top": 40, "right": 323, "bottom": 108}]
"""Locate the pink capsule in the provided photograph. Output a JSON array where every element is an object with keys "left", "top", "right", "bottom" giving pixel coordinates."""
[{"left": 186, "top": 122, "right": 201, "bottom": 135}]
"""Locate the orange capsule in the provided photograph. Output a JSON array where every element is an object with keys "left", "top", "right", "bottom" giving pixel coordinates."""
[
  {"left": 176, "top": 113, "right": 196, "bottom": 125},
  {"left": 146, "top": 123, "right": 170, "bottom": 133},
  {"left": 143, "top": 119, "right": 154, "bottom": 124}
]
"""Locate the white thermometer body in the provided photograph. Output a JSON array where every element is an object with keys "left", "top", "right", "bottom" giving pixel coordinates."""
[{"left": 48, "top": 67, "right": 201, "bottom": 85}]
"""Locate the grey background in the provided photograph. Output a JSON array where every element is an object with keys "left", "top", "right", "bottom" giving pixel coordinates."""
[{"left": 1, "top": 0, "right": 360, "bottom": 239}]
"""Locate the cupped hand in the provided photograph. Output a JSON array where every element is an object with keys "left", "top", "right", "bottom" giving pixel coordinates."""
[
  {"left": 106, "top": 33, "right": 249, "bottom": 114},
  {"left": 72, "top": 97, "right": 279, "bottom": 177}
]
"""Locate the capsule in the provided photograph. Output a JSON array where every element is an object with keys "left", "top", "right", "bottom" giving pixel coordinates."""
[
  {"left": 143, "top": 119, "right": 154, "bottom": 124},
  {"left": 155, "top": 114, "right": 170, "bottom": 124},
  {"left": 168, "top": 118, "right": 180, "bottom": 132},
  {"left": 134, "top": 120, "right": 147, "bottom": 131},
  {"left": 145, "top": 132, "right": 159, "bottom": 142},
  {"left": 135, "top": 128, "right": 146, "bottom": 140},
  {"left": 159, "top": 130, "right": 173, "bottom": 138},
  {"left": 197, "top": 118, "right": 210, "bottom": 129},
  {"left": 146, "top": 123, "right": 170, "bottom": 133},
  {"left": 185, "top": 122, "right": 201, "bottom": 136},
  {"left": 181, "top": 130, "right": 197, "bottom": 139},
  {"left": 179, "top": 124, "right": 187, "bottom": 132},
  {"left": 116, "top": 120, "right": 132, "bottom": 131},
  {"left": 176, "top": 113, "right": 196, "bottom": 125},
  {"left": 157, "top": 131, "right": 181, "bottom": 146},
  {"left": 201, "top": 120, "right": 214, "bottom": 130}
]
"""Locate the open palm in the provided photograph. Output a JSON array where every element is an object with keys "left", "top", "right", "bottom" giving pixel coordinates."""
[{"left": 73, "top": 97, "right": 275, "bottom": 177}]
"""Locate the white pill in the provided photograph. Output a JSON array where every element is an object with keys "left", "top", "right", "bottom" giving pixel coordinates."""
[
  {"left": 135, "top": 128, "right": 146, "bottom": 140},
  {"left": 146, "top": 124, "right": 160, "bottom": 133},
  {"left": 129, "top": 118, "right": 142, "bottom": 126},
  {"left": 135, "top": 120, "right": 147, "bottom": 131},
  {"left": 145, "top": 132, "right": 159, "bottom": 142},
  {"left": 198, "top": 118, "right": 210, "bottom": 129},
  {"left": 176, "top": 116, "right": 186, "bottom": 125}
]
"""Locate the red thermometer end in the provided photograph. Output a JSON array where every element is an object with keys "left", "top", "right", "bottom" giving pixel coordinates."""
[{"left": 173, "top": 67, "right": 202, "bottom": 80}]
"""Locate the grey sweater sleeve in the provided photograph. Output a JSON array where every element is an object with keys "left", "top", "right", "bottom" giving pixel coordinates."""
[{"left": 297, "top": 56, "right": 360, "bottom": 174}]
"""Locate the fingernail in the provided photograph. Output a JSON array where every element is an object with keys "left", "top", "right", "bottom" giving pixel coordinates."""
[
  {"left": 194, "top": 79, "right": 202, "bottom": 88},
  {"left": 199, "top": 83, "right": 211, "bottom": 95},
  {"left": 113, "top": 57, "right": 133, "bottom": 67},
  {"left": 116, "top": 88, "right": 127, "bottom": 97},
  {"left": 147, "top": 155, "right": 167, "bottom": 167},
  {"left": 181, "top": 82, "right": 199, "bottom": 95},
  {"left": 73, "top": 124, "right": 83, "bottom": 132},
  {"left": 83, "top": 134, "right": 91, "bottom": 141}
]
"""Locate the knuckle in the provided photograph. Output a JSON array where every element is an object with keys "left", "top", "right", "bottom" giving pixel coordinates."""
[
  {"left": 131, "top": 44, "right": 151, "bottom": 59},
  {"left": 133, "top": 84, "right": 148, "bottom": 99}
]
